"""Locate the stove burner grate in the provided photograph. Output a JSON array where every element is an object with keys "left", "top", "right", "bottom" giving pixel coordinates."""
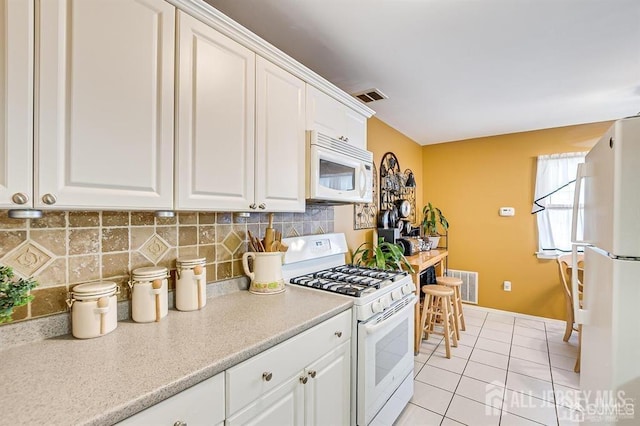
[{"left": 289, "top": 264, "right": 408, "bottom": 297}]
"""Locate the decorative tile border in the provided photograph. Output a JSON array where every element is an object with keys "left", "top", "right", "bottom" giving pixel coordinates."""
[{"left": 0, "top": 208, "right": 333, "bottom": 325}]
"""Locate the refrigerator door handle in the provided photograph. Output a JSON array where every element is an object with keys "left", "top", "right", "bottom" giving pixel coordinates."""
[
  {"left": 572, "top": 244, "right": 589, "bottom": 325},
  {"left": 571, "top": 163, "right": 587, "bottom": 244}
]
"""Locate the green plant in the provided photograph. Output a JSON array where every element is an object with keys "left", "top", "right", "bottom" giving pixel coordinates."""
[
  {"left": 422, "top": 202, "right": 449, "bottom": 237},
  {"left": 352, "top": 237, "right": 414, "bottom": 273},
  {"left": 0, "top": 266, "right": 38, "bottom": 324}
]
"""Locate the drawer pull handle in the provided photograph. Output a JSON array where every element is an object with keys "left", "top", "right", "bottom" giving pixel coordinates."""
[
  {"left": 300, "top": 376, "right": 308, "bottom": 384},
  {"left": 262, "top": 372, "right": 273, "bottom": 382},
  {"left": 308, "top": 370, "right": 317, "bottom": 378},
  {"left": 174, "top": 422, "right": 187, "bottom": 426},
  {"left": 335, "top": 331, "right": 343, "bottom": 338}
]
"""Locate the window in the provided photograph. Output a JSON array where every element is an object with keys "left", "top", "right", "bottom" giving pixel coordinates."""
[{"left": 531, "top": 152, "right": 586, "bottom": 258}]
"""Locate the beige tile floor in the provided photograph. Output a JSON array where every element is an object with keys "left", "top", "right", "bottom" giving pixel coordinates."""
[{"left": 396, "top": 305, "right": 581, "bottom": 426}]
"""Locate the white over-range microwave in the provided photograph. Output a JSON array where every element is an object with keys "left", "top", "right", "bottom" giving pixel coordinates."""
[{"left": 306, "top": 130, "right": 374, "bottom": 204}]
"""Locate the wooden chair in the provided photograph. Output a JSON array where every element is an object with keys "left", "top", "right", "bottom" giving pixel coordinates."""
[{"left": 557, "top": 253, "right": 584, "bottom": 372}]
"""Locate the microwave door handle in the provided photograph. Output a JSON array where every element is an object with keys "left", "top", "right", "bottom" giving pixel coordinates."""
[
  {"left": 359, "top": 166, "right": 367, "bottom": 198},
  {"left": 571, "top": 163, "right": 587, "bottom": 244}
]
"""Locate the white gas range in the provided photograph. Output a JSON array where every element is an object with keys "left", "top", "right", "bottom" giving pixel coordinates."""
[{"left": 282, "top": 233, "right": 416, "bottom": 426}]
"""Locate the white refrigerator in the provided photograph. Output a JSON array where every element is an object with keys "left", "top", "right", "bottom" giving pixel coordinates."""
[{"left": 573, "top": 115, "right": 640, "bottom": 425}]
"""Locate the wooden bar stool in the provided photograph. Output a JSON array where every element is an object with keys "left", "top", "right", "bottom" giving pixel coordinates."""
[
  {"left": 436, "top": 276, "right": 466, "bottom": 340},
  {"left": 420, "top": 284, "right": 458, "bottom": 358}
]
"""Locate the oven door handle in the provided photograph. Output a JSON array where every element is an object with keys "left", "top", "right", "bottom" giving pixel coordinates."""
[{"left": 362, "top": 295, "right": 417, "bottom": 335}]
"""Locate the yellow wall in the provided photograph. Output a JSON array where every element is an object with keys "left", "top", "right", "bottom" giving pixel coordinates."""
[
  {"left": 335, "top": 117, "right": 612, "bottom": 320},
  {"left": 422, "top": 121, "right": 612, "bottom": 319},
  {"left": 335, "top": 117, "right": 424, "bottom": 260}
]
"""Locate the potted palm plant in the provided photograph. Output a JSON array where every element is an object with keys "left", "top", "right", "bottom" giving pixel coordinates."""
[
  {"left": 421, "top": 202, "right": 449, "bottom": 249},
  {"left": 352, "top": 237, "right": 414, "bottom": 273}
]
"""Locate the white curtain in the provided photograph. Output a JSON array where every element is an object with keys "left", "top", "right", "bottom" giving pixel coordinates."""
[{"left": 532, "top": 152, "right": 586, "bottom": 258}]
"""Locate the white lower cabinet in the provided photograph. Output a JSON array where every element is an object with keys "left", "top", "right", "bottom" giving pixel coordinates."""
[
  {"left": 226, "top": 310, "right": 352, "bottom": 425},
  {"left": 118, "top": 310, "right": 352, "bottom": 426},
  {"left": 118, "top": 372, "right": 225, "bottom": 426},
  {"left": 305, "top": 342, "right": 351, "bottom": 426},
  {"left": 225, "top": 373, "right": 305, "bottom": 426},
  {"left": 226, "top": 342, "right": 350, "bottom": 426}
]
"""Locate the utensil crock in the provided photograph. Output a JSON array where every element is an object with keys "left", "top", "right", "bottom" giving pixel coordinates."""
[{"left": 242, "top": 251, "right": 286, "bottom": 294}]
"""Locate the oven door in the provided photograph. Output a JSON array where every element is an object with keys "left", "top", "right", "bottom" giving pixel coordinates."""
[
  {"left": 308, "top": 144, "right": 372, "bottom": 203},
  {"left": 357, "top": 295, "right": 416, "bottom": 425}
]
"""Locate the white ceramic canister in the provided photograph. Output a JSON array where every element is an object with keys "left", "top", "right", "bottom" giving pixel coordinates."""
[
  {"left": 175, "top": 257, "right": 207, "bottom": 311},
  {"left": 66, "top": 281, "right": 118, "bottom": 339},
  {"left": 129, "top": 266, "right": 169, "bottom": 323}
]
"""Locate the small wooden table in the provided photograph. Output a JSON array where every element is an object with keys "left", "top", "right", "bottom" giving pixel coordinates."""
[{"left": 404, "top": 250, "right": 449, "bottom": 355}]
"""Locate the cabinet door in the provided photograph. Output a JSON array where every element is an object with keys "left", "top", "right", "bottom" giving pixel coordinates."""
[
  {"left": 0, "top": 0, "right": 33, "bottom": 208},
  {"left": 255, "top": 57, "right": 305, "bottom": 212},
  {"left": 304, "top": 341, "right": 351, "bottom": 426},
  {"left": 36, "top": 0, "right": 175, "bottom": 210},
  {"left": 306, "top": 85, "right": 345, "bottom": 141},
  {"left": 226, "top": 375, "right": 304, "bottom": 426},
  {"left": 175, "top": 11, "right": 256, "bottom": 211},
  {"left": 344, "top": 108, "right": 368, "bottom": 149},
  {"left": 117, "top": 373, "right": 225, "bottom": 426}
]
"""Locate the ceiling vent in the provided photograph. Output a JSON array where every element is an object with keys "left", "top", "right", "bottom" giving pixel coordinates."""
[{"left": 352, "top": 88, "right": 388, "bottom": 103}]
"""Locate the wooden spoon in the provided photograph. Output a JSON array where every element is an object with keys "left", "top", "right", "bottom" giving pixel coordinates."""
[
  {"left": 264, "top": 213, "right": 275, "bottom": 252},
  {"left": 152, "top": 279, "right": 162, "bottom": 322},
  {"left": 193, "top": 265, "right": 203, "bottom": 309},
  {"left": 97, "top": 297, "right": 109, "bottom": 335}
]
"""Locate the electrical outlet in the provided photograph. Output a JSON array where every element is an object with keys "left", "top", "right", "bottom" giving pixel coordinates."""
[{"left": 503, "top": 281, "right": 512, "bottom": 291}]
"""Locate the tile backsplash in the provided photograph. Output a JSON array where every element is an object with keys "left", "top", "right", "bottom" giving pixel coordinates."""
[{"left": 0, "top": 207, "right": 334, "bottom": 324}]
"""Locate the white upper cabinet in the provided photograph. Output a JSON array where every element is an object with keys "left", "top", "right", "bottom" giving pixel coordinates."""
[
  {"left": 35, "top": 0, "right": 175, "bottom": 210},
  {"left": 306, "top": 85, "right": 368, "bottom": 149},
  {"left": 175, "top": 11, "right": 255, "bottom": 211},
  {"left": 255, "top": 56, "right": 306, "bottom": 212},
  {"left": 0, "top": 0, "right": 33, "bottom": 208},
  {"left": 176, "top": 12, "right": 304, "bottom": 213}
]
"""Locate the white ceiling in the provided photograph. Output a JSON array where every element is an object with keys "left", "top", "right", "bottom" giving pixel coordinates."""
[{"left": 205, "top": 0, "right": 640, "bottom": 145}]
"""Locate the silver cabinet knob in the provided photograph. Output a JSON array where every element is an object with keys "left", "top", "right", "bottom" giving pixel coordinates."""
[
  {"left": 262, "top": 372, "right": 273, "bottom": 382},
  {"left": 258, "top": 203, "right": 266, "bottom": 209},
  {"left": 249, "top": 204, "right": 257, "bottom": 210},
  {"left": 308, "top": 370, "right": 317, "bottom": 379},
  {"left": 11, "top": 192, "right": 29, "bottom": 205},
  {"left": 300, "top": 376, "right": 308, "bottom": 384},
  {"left": 42, "top": 193, "right": 57, "bottom": 205},
  {"left": 174, "top": 422, "right": 187, "bottom": 426},
  {"left": 335, "top": 331, "right": 343, "bottom": 338}
]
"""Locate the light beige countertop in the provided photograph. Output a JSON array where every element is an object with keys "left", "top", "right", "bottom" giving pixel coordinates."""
[{"left": 0, "top": 285, "right": 352, "bottom": 426}]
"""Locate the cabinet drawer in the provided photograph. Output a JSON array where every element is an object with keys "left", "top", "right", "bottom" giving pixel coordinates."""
[
  {"left": 118, "top": 373, "right": 224, "bottom": 425},
  {"left": 226, "top": 309, "right": 351, "bottom": 416}
]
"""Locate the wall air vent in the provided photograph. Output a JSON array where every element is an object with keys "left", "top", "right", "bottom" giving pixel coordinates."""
[
  {"left": 352, "top": 88, "right": 388, "bottom": 103},
  {"left": 446, "top": 269, "right": 479, "bottom": 304}
]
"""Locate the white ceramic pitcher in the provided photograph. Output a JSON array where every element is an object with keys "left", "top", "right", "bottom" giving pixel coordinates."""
[{"left": 242, "top": 251, "right": 286, "bottom": 295}]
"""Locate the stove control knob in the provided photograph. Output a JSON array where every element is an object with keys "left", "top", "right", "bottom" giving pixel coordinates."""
[
  {"left": 381, "top": 298, "right": 391, "bottom": 309},
  {"left": 401, "top": 284, "right": 413, "bottom": 295},
  {"left": 391, "top": 289, "right": 403, "bottom": 301},
  {"left": 372, "top": 300, "right": 383, "bottom": 314}
]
